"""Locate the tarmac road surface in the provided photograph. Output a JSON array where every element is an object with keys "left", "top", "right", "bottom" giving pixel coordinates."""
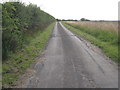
[{"left": 25, "top": 22, "right": 118, "bottom": 88}]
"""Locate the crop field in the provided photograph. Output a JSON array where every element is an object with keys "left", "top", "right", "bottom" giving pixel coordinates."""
[
  {"left": 67, "top": 21, "right": 118, "bottom": 33},
  {"left": 62, "top": 21, "right": 119, "bottom": 63}
]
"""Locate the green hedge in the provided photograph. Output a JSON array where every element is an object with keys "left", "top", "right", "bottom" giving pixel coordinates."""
[{"left": 2, "top": 2, "right": 55, "bottom": 60}]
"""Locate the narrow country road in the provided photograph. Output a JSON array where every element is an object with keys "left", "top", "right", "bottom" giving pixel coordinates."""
[{"left": 24, "top": 22, "right": 118, "bottom": 88}]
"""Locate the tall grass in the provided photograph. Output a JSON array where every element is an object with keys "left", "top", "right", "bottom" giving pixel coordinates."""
[
  {"left": 67, "top": 21, "right": 118, "bottom": 33},
  {"left": 62, "top": 21, "right": 118, "bottom": 63},
  {"left": 66, "top": 21, "right": 118, "bottom": 45}
]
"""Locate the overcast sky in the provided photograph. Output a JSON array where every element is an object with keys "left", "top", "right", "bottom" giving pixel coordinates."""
[{"left": 2, "top": 0, "right": 120, "bottom": 20}]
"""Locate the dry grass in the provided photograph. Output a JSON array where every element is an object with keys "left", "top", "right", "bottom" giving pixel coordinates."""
[{"left": 67, "top": 21, "right": 118, "bottom": 33}]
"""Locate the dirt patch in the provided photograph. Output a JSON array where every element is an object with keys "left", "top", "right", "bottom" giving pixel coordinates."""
[{"left": 11, "top": 51, "right": 46, "bottom": 88}]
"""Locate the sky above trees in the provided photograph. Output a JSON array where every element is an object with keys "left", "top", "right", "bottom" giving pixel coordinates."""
[{"left": 2, "top": 0, "right": 119, "bottom": 20}]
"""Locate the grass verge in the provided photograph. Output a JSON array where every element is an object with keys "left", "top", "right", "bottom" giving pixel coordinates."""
[
  {"left": 62, "top": 22, "right": 118, "bottom": 63},
  {"left": 2, "top": 23, "right": 55, "bottom": 87}
]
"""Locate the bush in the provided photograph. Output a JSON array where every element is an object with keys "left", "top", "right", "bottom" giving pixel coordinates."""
[{"left": 2, "top": 2, "right": 55, "bottom": 60}]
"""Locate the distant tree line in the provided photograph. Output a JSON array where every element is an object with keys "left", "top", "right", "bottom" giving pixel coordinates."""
[
  {"left": 56, "top": 19, "right": 78, "bottom": 21},
  {"left": 2, "top": 2, "right": 55, "bottom": 60},
  {"left": 56, "top": 18, "right": 91, "bottom": 21},
  {"left": 56, "top": 18, "right": 116, "bottom": 22},
  {"left": 80, "top": 18, "right": 90, "bottom": 21}
]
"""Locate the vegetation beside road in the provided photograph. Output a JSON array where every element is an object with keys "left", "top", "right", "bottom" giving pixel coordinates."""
[
  {"left": 2, "top": 2, "right": 55, "bottom": 60},
  {"left": 3, "top": 23, "right": 55, "bottom": 87},
  {"left": 62, "top": 22, "right": 119, "bottom": 63},
  {"left": 2, "top": 2, "right": 55, "bottom": 87}
]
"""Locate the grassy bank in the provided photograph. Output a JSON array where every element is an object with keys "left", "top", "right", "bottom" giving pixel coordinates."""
[
  {"left": 2, "top": 23, "right": 55, "bottom": 87},
  {"left": 62, "top": 22, "right": 118, "bottom": 63}
]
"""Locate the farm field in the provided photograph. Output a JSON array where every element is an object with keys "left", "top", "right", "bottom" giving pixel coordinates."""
[
  {"left": 62, "top": 21, "right": 119, "bottom": 63},
  {"left": 67, "top": 21, "right": 118, "bottom": 33}
]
